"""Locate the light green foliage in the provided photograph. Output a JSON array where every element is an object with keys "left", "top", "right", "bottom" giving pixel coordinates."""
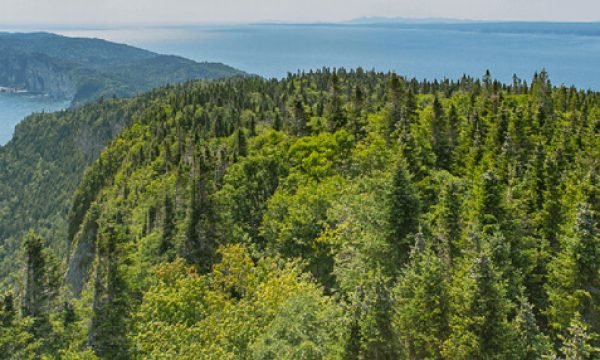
[
  {"left": 0, "top": 69, "right": 598, "bottom": 358},
  {"left": 546, "top": 202, "right": 599, "bottom": 339},
  {"left": 559, "top": 313, "right": 599, "bottom": 360},
  {"left": 388, "top": 159, "right": 421, "bottom": 265},
  {"left": 442, "top": 251, "right": 519, "bottom": 359},
  {"left": 250, "top": 292, "right": 343, "bottom": 359},
  {"left": 350, "top": 269, "right": 399, "bottom": 359},
  {"left": 261, "top": 176, "right": 346, "bottom": 285},
  {"left": 215, "top": 130, "right": 289, "bottom": 248},
  {"left": 512, "top": 293, "right": 555, "bottom": 359},
  {"left": 322, "top": 174, "right": 394, "bottom": 292},
  {"left": 133, "top": 245, "right": 343, "bottom": 359},
  {"left": 393, "top": 243, "right": 450, "bottom": 359},
  {"left": 287, "top": 130, "right": 354, "bottom": 181},
  {"left": 0, "top": 315, "right": 40, "bottom": 359}
]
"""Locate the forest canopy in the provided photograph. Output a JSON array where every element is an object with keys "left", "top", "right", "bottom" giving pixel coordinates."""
[{"left": 1, "top": 68, "right": 599, "bottom": 359}]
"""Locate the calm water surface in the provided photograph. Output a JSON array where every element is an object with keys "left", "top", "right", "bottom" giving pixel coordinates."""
[
  {"left": 58, "top": 23, "right": 600, "bottom": 88},
  {"left": 0, "top": 93, "right": 69, "bottom": 145}
]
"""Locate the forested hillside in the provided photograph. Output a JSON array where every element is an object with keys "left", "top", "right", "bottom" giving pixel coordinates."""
[
  {"left": 0, "top": 89, "right": 179, "bottom": 287},
  {"left": 1, "top": 69, "right": 599, "bottom": 359},
  {"left": 0, "top": 32, "right": 244, "bottom": 104}
]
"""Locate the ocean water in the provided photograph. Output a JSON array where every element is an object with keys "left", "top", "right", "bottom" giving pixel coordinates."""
[
  {"left": 58, "top": 22, "right": 600, "bottom": 89},
  {"left": 2, "top": 22, "right": 600, "bottom": 145},
  {"left": 0, "top": 93, "right": 69, "bottom": 145}
]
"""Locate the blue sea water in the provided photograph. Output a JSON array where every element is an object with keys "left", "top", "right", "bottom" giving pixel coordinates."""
[
  {"left": 2, "top": 22, "right": 600, "bottom": 145},
  {"left": 0, "top": 93, "right": 69, "bottom": 145},
  {"left": 61, "top": 22, "right": 600, "bottom": 88}
]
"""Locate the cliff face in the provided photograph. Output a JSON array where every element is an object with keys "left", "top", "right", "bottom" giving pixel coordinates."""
[
  {"left": 0, "top": 95, "right": 144, "bottom": 289},
  {"left": 0, "top": 52, "right": 78, "bottom": 98}
]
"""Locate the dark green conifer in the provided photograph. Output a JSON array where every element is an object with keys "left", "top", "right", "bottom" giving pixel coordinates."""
[{"left": 388, "top": 160, "right": 421, "bottom": 265}]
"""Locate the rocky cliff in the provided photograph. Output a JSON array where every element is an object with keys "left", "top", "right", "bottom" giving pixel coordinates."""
[{"left": 0, "top": 51, "right": 78, "bottom": 98}]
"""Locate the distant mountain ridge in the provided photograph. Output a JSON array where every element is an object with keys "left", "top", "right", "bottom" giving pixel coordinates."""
[
  {"left": 343, "top": 16, "right": 472, "bottom": 24},
  {"left": 340, "top": 18, "right": 600, "bottom": 37},
  {"left": 0, "top": 32, "right": 245, "bottom": 104}
]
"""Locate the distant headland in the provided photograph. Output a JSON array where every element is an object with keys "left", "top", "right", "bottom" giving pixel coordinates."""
[{"left": 0, "top": 32, "right": 244, "bottom": 106}]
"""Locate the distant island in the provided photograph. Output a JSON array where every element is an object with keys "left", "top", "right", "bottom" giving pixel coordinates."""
[{"left": 0, "top": 32, "right": 245, "bottom": 105}]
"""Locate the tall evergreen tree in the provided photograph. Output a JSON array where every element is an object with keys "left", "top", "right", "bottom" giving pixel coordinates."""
[
  {"left": 346, "top": 270, "right": 399, "bottom": 360},
  {"left": 388, "top": 160, "right": 421, "bottom": 265},
  {"left": 385, "top": 73, "right": 404, "bottom": 141},
  {"left": 180, "top": 156, "right": 217, "bottom": 270},
  {"left": 432, "top": 176, "right": 463, "bottom": 264},
  {"left": 326, "top": 71, "right": 346, "bottom": 131},
  {"left": 546, "top": 202, "right": 599, "bottom": 339},
  {"left": 512, "top": 293, "right": 555, "bottom": 359},
  {"left": 559, "top": 313, "right": 599, "bottom": 360},
  {"left": 22, "top": 231, "right": 47, "bottom": 319},
  {"left": 348, "top": 86, "right": 367, "bottom": 140},
  {"left": 443, "top": 250, "right": 518, "bottom": 359},
  {"left": 159, "top": 193, "right": 175, "bottom": 257},
  {"left": 394, "top": 240, "right": 450, "bottom": 359},
  {"left": 430, "top": 96, "right": 452, "bottom": 170},
  {"left": 88, "top": 219, "right": 131, "bottom": 359},
  {"left": 291, "top": 97, "right": 310, "bottom": 136}
]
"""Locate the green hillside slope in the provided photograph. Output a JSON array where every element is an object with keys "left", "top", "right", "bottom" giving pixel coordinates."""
[
  {"left": 0, "top": 84, "right": 236, "bottom": 287},
  {"left": 0, "top": 32, "right": 245, "bottom": 104},
  {"left": 2, "top": 70, "right": 599, "bottom": 359}
]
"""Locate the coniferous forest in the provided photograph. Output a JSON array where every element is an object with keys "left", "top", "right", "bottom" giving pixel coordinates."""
[{"left": 1, "top": 69, "right": 599, "bottom": 359}]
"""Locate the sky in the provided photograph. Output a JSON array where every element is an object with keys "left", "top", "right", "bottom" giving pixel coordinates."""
[{"left": 1, "top": 0, "right": 599, "bottom": 25}]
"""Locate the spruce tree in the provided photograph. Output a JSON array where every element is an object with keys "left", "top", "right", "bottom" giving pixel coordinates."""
[
  {"left": 326, "top": 71, "right": 346, "bottom": 131},
  {"left": 474, "top": 170, "right": 507, "bottom": 236},
  {"left": 559, "top": 313, "right": 599, "bottom": 360},
  {"left": 385, "top": 73, "right": 403, "bottom": 141},
  {"left": 430, "top": 96, "right": 451, "bottom": 170},
  {"left": 512, "top": 293, "right": 554, "bottom": 359},
  {"left": 180, "top": 160, "right": 216, "bottom": 271},
  {"left": 432, "top": 176, "right": 463, "bottom": 264},
  {"left": 159, "top": 193, "right": 175, "bottom": 257},
  {"left": 443, "top": 250, "right": 518, "bottom": 359},
  {"left": 388, "top": 160, "right": 421, "bottom": 265},
  {"left": 546, "top": 202, "right": 599, "bottom": 338},
  {"left": 349, "top": 270, "right": 399, "bottom": 360},
  {"left": 22, "top": 231, "right": 47, "bottom": 319},
  {"left": 20, "top": 231, "right": 60, "bottom": 351},
  {"left": 291, "top": 97, "right": 309, "bottom": 136},
  {"left": 88, "top": 220, "right": 131, "bottom": 358},
  {"left": 348, "top": 86, "right": 367, "bottom": 140},
  {"left": 394, "top": 240, "right": 450, "bottom": 358}
]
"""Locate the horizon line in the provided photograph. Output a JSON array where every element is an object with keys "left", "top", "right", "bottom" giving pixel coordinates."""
[{"left": 2, "top": 16, "right": 600, "bottom": 30}]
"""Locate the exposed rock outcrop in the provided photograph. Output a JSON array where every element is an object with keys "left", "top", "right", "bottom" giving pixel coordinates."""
[{"left": 0, "top": 52, "right": 78, "bottom": 99}]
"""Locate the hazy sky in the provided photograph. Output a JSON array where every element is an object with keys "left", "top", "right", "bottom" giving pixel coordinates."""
[{"left": 2, "top": 0, "right": 599, "bottom": 25}]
